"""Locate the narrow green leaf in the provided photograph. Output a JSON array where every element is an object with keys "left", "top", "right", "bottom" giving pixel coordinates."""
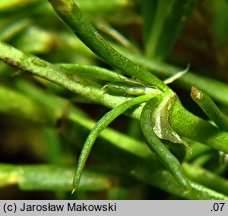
[
  {"left": 141, "top": 0, "right": 158, "bottom": 43},
  {"left": 191, "top": 86, "right": 228, "bottom": 131},
  {"left": 48, "top": 0, "right": 168, "bottom": 91},
  {"left": 142, "top": 0, "right": 199, "bottom": 60},
  {"left": 73, "top": 93, "right": 155, "bottom": 192},
  {"left": 58, "top": 63, "right": 133, "bottom": 83},
  {"left": 140, "top": 96, "right": 191, "bottom": 190}
]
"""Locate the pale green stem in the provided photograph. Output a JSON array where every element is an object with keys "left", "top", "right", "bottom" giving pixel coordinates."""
[{"left": 0, "top": 41, "right": 228, "bottom": 154}]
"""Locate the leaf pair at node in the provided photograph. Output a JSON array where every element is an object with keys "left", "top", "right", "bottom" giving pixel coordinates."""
[{"left": 72, "top": 92, "right": 191, "bottom": 193}]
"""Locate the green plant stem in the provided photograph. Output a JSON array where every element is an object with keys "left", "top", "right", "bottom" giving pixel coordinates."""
[
  {"left": 1, "top": 41, "right": 228, "bottom": 154},
  {"left": 1, "top": 83, "right": 228, "bottom": 199},
  {"left": 48, "top": 0, "right": 168, "bottom": 91},
  {"left": 0, "top": 18, "right": 30, "bottom": 41},
  {"left": 183, "top": 163, "right": 228, "bottom": 196},
  {"left": 0, "top": 164, "right": 113, "bottom": 191},
  {"left": 92, "top": 136, "right": 228, "bottom": 200},
  {"left": 143, "top": 0, "right": 170, "bottom": 58},
  {"left": 0, "top": 0, "right": 131, "bottom": 13},
  {"left": 169, "top": 99, "right": 228, "bottom": 153},
  {"left": 42, "top": 127, "right": 63, "bottom": 164},
  {"left": 75, "top": 0, "right": 132, "bottom": 13},
  {"left": 0, "top": 0, "right": 42, "bottom": 11},
  {"left": 143, "top": 0, "right": 198, "bottom": 60},
  {"left": 191, "top": 86, "right": 228, "bottom": 131},
  {"left": 0, "top": 41, "right": 132, "bottom": 111},
  {"left": 0, "top": 85, "right": 48, "bottom": 124}
]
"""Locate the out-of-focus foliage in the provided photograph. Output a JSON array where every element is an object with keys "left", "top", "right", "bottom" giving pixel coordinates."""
[{"left": 0, "top": 0, "right": 227, "bottom": 200}]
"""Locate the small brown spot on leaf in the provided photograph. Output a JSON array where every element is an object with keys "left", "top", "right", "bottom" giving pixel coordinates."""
[{"left": 191, "top": 86, "right": 201, "bottom": 100}]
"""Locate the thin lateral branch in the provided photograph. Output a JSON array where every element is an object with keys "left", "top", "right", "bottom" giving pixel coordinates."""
[{"left": 0, "top": 41, "right": 137, "bottom": 112}]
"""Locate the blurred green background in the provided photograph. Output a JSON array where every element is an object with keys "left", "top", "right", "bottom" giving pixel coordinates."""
[{"left": 0, "top": 0, "right": 227, "bottom": 199}]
